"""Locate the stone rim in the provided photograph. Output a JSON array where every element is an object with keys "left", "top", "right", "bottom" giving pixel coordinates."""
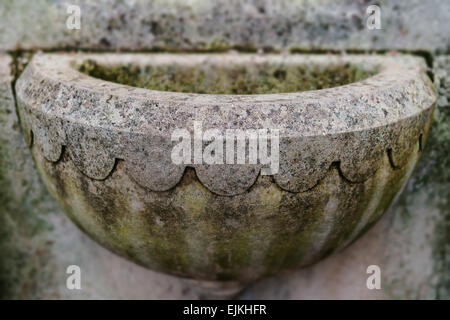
[{"left": 16, "top": 53, "right": 436, "bottom": 196}]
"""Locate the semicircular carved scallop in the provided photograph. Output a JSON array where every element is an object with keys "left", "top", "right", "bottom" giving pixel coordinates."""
[
  {"left": 338, "top": 130, "right": 386, "bottom": 182},
  {"left": 123, "top": 135, "right": 186, "bottom": 192},
  {"left": 387, "top": 110, "right": 430, "bottom": 168},
  {"left": 419, "top": 108, "right": 435, "bottom": 150},
  {"left": 389, "top": 139, "right": 419, "bottom": 169},
  {"left": 36, "top": 129, "right": 63, "bottom": 162},
  {"left": 66, "top": 127, "right": 117, "bottom": 180},
  {"left": 195, "top": 164, "right": 262, "bottom": 196},
  {"left": 274, "top": 137, "right": 336, "bottom": 193},
  {"left": 24, "top": 129, "right": 34, "bottom": 149},
  {"left": 32, "top": 115, "right": 64, "bottom": 162}
]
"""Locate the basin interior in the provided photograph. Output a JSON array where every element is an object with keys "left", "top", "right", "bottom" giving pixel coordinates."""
[{"left": 77, "top": 56, "right": 377, "bottom": 94}]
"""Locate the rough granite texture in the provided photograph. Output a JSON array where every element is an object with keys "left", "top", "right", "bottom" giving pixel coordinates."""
[
  {"left": 0, "top": 55, "right": 449, "bottom": 300},
  {"left": 0, "top": 0, "right": 449, "bottom": 300},
  {"left": 0, "top": 0, "right": 449, "bottom": 52},
  {"left": 14, "top": 53, "right": 435, "bottom": 288},
  {"left": 16, "top": 53, "right": 435, "bottom": 196},
  {"left": 0, "top": 53, "right": 201, "bottom": 299}
]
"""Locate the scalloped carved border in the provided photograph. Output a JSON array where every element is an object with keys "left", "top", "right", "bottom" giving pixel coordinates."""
[
  {"left": 15, "top": 53, "right": 436, "bottom": 196},
  {"left": 21, "top": 114, "right": 433, "bottom": 197}
]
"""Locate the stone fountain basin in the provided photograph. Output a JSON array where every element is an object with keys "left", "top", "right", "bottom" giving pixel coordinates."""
[{"left": 15, "top": 53, "right": 435, "bottom": 287}]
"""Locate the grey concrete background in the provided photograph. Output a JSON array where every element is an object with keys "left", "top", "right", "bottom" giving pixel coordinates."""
[
  {"left": 0, "top": 0, "right": 449, "bottom": 52},
  {"left": 0, "top": 0, "right": 449, "bottom": 299}
]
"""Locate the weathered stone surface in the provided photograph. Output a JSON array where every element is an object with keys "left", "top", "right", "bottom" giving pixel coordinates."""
[
  {"left": 14, "top": 53, "right": 436, "bottom": 286},
  {"left": 0, "top": 53, "right": 201, "bottom": 299},
  {"left": 243, "top": 105, "right": 450, "bottom": 300},
  {"left": 0, "top": 53, "right": 58, "bottom": 298},
  {"left": 1, "top": 0, "right": 448, "bottom": 298},
  {"left": 244, "top": 56, "right": 450, "bottom": 299},
  {"left": 0, "top": 0, "right": 448, "bottom": 52},
  {"left": 16, "top": 53, "right": 435, "bottom": 196},
  {"left": 1, "top": 52, "right": 448, "bottom": 299}
]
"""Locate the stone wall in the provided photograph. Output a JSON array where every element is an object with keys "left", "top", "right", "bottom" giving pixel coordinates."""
[
  {"left": 0, "top": 0, "right": 448, "bottom": 299},
  {"left": 1, "top": 0, "right": 448, "bottom": 52}
]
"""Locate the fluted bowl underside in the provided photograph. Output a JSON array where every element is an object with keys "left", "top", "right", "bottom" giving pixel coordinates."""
[{"left": 16, "top": 53, "right": 435, "bottom": 283}]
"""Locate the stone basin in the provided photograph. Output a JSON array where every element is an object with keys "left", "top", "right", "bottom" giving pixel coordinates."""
[{"left": 15, "top": 53, "right": 436, "bottom": 294}]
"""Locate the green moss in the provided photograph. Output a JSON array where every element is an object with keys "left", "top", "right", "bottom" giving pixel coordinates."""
[
  {"left": 78, "top": 59, "right": 375, "bottom": 94},
  {"left": 416, "top": 108, "right": 450, "bottom": 298},
  {"left": 389, "top": 107, "right": 450, "bottom": 299},
  {"left": 413, "top": 108, "right": 450, "bottom": 188},
  {"left": 0, "top": 64, "right": 55, "bottom": 298},
  {"left": 0, "top": 116, "right": 52, "bottom": 299},
  {"left": 0, "top": 130, "right": 14, "bottom": 298},
  {"left": 205, "top": 38, "right": 231, "bottom": 52}
]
